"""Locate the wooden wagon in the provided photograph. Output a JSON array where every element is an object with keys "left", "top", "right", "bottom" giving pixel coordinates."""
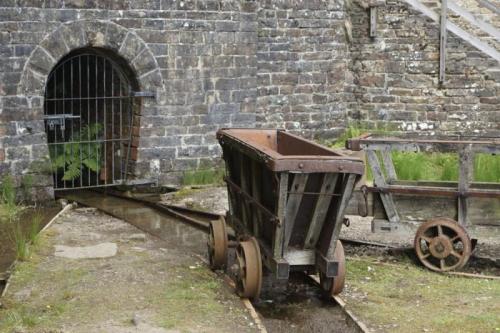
[
  {"left": 208, "top": 129, "right": 364, "bottom": 299},
  {"left": 347, "top": 134, "right": 500, "bottom": 272}
]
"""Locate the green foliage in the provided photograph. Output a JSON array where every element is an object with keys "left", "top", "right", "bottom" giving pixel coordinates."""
[
  {"left": 0, "top": 175, "right": 43, "bottom": 261},
  {"left": 181, "top": 169, "right": 225, "bottom": 186},
  {"left": 390, "top": 152, "right": 500, "bottom": 182},
  {"left": 20, "top": 175, "right": 33, "bottom": 203},
  {"left": 1, "top": 175, "right": 16, "bottom": 206},
  {"left": 27, "top": 211, "right": 42, "bottom": 246},
  {"left": 13, "top": 222, "right": 30, "bottom": 261},
  {"left": 475, "top": 153, "right": 500, "bottom": 183},
  {"left": 332, "top": 126, "right": 367, "bottom": 148},
  {"left": 1, "top": 175, "right": 21, "bottom": 222},
  {"left": 49, "top": 123, "right": 103, "bottom": 181}
]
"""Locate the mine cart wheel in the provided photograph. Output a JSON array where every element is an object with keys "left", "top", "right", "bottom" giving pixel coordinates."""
[
  {"left": 320, "top": 240, "right": 346, "bottom": 296},
  {"left": 235, "top": 237, "right": 262, "bottom": 299},
  {"left": 208, "top": 217, "right": 228, "bottom": 270},
  {"left": 414, "top": 218, "right": 472, "bottom": 272}
]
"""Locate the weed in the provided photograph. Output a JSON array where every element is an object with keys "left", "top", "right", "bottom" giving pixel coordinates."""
[
  {"left": 181, "top": 168, "right": 225, "bottom": 186},
  {"left": 20, "top": 175, "right": 33, "bottom": 204},
  {"left": 1, "top": 175, "right": 16, "bottom": 206},
  {"left": 13, "top": 223, "right": 30, "bottom": 261},
  {"left": 27, "top": 211, "right": 42, "bottom": 246}
]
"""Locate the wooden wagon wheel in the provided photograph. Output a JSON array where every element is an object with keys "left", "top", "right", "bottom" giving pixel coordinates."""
[
  {"left": 235, "top": 237, "right": 262, "bottom": 299},
  {"left": 207, "top": 217, "right": 228, "bottom": 270},
  {"left": 414, "top": 218, "right": 472, "bottom": 272},
  {"left": 319, "top": 240, "right": 346, "bottom": 296}
]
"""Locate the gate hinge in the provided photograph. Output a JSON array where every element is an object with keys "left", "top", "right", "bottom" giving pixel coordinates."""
[{"left": 131, "top": 91, "right": 156, "bottom": 98}]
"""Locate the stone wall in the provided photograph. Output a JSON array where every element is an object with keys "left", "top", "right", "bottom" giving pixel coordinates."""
[
  {"left": 256, "top": 0, "right": 351, "bottom": 139},
  {"left": 0, "top": 0, "right": 498, "bottom": 201},
  {"left": 0, "top": 0, "right": 353, "bottom": 200},
  {"left": 347, "top": 0, "right": 499, "bottom": 134}
]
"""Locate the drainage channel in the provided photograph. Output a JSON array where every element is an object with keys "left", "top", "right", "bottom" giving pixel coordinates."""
[{"left": 60, "top": 189, "right": 366, "bottom": 333}]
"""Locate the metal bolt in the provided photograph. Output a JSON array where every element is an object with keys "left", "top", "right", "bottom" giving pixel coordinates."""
[{"left": 298, "top": 163, "right": 304, "bottom": 169}]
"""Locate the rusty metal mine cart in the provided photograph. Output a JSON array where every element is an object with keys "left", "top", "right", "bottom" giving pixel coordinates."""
[
  {"left": 208, "top": 129, "right": 364, "bottom": 299},
  {"left": 348, "top": 134, "right": 500, "bottom": 273}
]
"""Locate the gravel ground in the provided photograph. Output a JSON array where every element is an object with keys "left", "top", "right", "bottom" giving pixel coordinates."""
[{"left": 0, "top": 206, "right": 259, "bottom": 333}]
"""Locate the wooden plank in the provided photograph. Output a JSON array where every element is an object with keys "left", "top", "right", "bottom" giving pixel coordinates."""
[
  {"left": 251, "top": 160, "right": 262, "bottom": 237},
  {"left": 284, "top": 249, "right": 315, "bottom": 265},
  {"left": 477, "top": 0, "right": 500, "bottom": 15},
  {"left": 439, "top": 0, "right": 448, "bottom": 84},
  {"left": 402, "top": 0, "right": 500, "bottom": 61},
  {"left": 327, "top": 174, "right": 357, "bottom": 258},
  {"left": 370, "top": 7, "right": 377, "bottom": 37},
  {"left": 448, "top": 0, "right": 500, "bottom": 41},
  {"left": 304, "top": 173, "right": 338, "bottom": 248},
  {"left": 366, "top": 150, "right": 400, "bottom": 223},
  {"left": 283, "top": 173, "right": 309, "bottom": 249},
  {"left": 223, "top": 147, "right": 237, "bottom": 219},
  {"left": 273, "top": 173, "right": 289, "bottom": 258},
  {"left": 239, "top": 154, "right": 251, "bottom": 231},
  {"left": 458, "top": 146, "right": 474, "bottom": 226},
  {"left": 381, "top": 147, "right": 397, "bottom": 183}
]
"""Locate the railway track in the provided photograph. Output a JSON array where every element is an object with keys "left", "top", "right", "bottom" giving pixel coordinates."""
[{"left": 60, "top": 189, "right": 370, "bottom": 333}]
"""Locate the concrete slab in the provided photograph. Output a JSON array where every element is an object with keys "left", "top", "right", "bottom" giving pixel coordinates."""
[{"left": 54, "top": 242, "right": 118, "bottom": 259}]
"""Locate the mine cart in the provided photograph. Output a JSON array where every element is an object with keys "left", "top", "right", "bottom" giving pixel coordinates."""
[
  {"left": 208, "top": 129, "right": 364, "bottom": 299},
  {"left": 347, "top": 134, "right": 500, "bottom": 272}
]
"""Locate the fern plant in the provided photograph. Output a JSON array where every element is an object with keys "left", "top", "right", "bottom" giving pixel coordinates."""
[{"left": 49, "top": 123, "right": 103, "bottom": 181}]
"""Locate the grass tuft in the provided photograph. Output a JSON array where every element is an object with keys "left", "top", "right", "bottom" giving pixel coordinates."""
[{"left": 181, "top": 169, "right": 225, "bottom": 186}]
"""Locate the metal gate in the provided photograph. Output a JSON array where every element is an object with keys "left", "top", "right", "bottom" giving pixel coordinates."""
[{"left": 44, "top": 51, "right": 136, "bottom": 190}]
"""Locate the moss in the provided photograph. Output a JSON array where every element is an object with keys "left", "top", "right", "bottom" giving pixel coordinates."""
[{"left": 344, "top": 257, "right": 500, "bottom": 332}]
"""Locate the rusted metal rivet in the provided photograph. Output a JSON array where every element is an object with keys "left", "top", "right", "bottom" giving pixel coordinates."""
[
  {"left": 338, "top": 166, "right": 344, "bottom": 170},
  {"left": 298, "top": 163, "right": 304, "bottom": 169}
]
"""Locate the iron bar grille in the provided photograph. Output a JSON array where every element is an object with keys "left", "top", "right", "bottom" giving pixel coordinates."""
[{"left": 44, "top": 52, "right": 135, "bottom": 190}]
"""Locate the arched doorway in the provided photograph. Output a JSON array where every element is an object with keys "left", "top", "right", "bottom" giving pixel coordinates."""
[{"left": 44, "top": 48, "right": 140, "bottom": 190}]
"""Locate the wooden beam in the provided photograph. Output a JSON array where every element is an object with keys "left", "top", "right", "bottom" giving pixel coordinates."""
[
  {"left": 370, "top": 7, "right": 377, "bottom": 37},
  {"left": 283, "top": 173, "right": 309, "bottom": 248},
  {"left": 402, "top": 0, "right": 500, "bottom": 61},
  {"left": 440, "top": 0, "right": 448, "bottom": 84},
  {"left": 304, "top": 173, "right": 339, "bottom": 249},
  {"left": 477, "top": 0, "right": 500, "bottom": 15},
  {"left": 448, "top": 0, "right": 500, "bottom": 42},
  {"left": 273, "top": 173, "right": 289, "bottom": 258},
  {"left": 381, "top": 147, "right": 397, "bottom": 183},
  {"left": 458, "top": 146, "right": 474, "bottom": 226},
  {"left": 366, "top": 150, "right": 400, "bottom": 223},
  {"left": 251, "top": 160, "right": 262, "bottom": 237},
  {"left": 327, "top": 174, "right": 357, "bottom": 258}
]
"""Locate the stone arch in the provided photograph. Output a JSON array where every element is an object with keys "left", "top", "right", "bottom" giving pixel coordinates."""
[{"left": 18, "top": 20, "right": 163, "bottom": 98}]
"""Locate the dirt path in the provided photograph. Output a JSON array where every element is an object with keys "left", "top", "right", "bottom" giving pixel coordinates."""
[{"left": 0, "top": 207, "right": 259, "bottom": 333}]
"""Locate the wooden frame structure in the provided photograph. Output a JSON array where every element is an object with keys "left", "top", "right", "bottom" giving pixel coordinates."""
[{"left": 348, "top": 134, "right": 500, "bottom": 237}]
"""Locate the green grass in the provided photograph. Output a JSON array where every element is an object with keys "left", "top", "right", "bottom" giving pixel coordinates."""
[
  {"left": 181, "top": 168, "right": 225, "bottom": 186},
  {"left": 154, "top": 266, "right": 229, "bottom": 330},
  {"left": 1, "top": 175, "right": 44, "bottom": 261},
  {"left": 345, "top": 257, "right": 500, "bottom": 332},
  {"left": 0, "top": 257, "right": 86, "bottom": 333}
]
